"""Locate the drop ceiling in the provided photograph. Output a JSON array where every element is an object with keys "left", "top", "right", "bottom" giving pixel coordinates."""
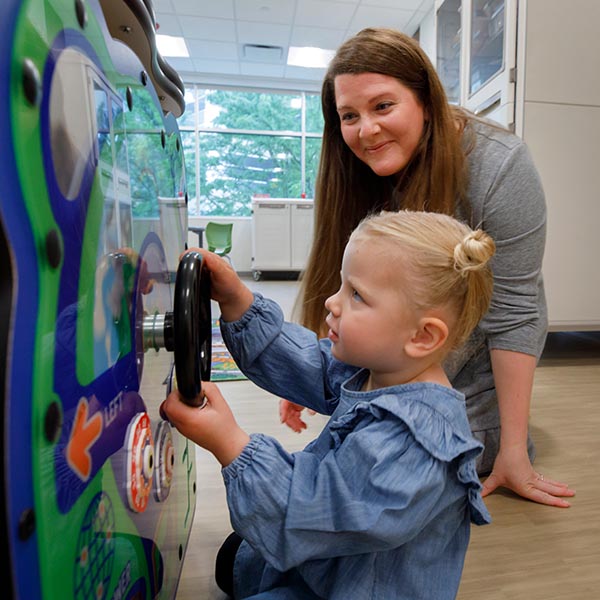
[{"left": 153, "top": 0, "right": 435, "bottom": 91}]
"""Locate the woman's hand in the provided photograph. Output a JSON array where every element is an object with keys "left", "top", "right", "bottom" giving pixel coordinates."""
[
  {"left": 486, "top": 349, "right": 575, "bottom": 507},
  {"left": 481, "top": 446, "right": 575, "bottom": 507},
  {"left": 279, "top": 399, "right": 316, "bottom": 433},
  {"left": 161, "top": 381, "right": 250, "bottom": 466},
  {"left": 184, "top": 248, "right": 253, "bottom": 321}
]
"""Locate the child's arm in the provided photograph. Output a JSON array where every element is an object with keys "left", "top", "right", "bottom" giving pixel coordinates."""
[{"left": 220, "top": 294, "right": 357, "bottom": 415}]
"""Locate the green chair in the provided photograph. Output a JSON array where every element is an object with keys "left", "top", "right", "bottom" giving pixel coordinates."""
[{"left": 205, "top": 221, "right": 234, "bottom": 267}]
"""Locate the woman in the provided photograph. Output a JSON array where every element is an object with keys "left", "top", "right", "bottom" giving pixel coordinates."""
[{"left": 280, "top": 27, "right": 574, "bottom": 508}]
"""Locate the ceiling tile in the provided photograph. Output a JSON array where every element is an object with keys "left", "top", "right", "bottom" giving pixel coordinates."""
[
  {"left": 187, "top": 39, "right": 239, "bottom": 61},
  {"left": 179, "top": 16, "right": 237, "bottom": 42},
  {"left": 289, "top": 26, "right": 345, "bottom": 49},
  {"left": 234, "top": 0, "right": 296, "bottom": 25},
  {"left": 284, "top": 64, "right": 327, "bottom": 82},
  {"left": 154, "top": 0, "right": 175, "bottom": 14},
  {"left": 348, "top": 6, "right": 413, "bottom": 34},
  {"left": 240, "top": 61, "right": 286, "bottom": 77},
  {"left": 172, "top": 0, "right": 234, "bottom": 19},
  {"left": 362, "top": 0, "right": 423, "bottom": 8},
  {"left": 295, "top": 0, "right": 355, "bottom": 29},
  {"left": 165, "top": 57, "right": 195, "bottom": 71},
  {"left": 192, "top": 58, "right": 241, "bottom": 75},
  {"left": 154, "top": 13, "right": 183, "bottom": 36},
  {"left": 236, "top": 21, "right": 292, "bottom": 46}
]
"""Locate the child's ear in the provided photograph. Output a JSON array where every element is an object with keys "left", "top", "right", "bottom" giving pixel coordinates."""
[{"left": 405, "top": 317, "right": 449, "bottom": 358}]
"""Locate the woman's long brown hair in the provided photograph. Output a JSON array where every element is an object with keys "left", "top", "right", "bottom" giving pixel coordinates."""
[{"left": 298, "top": 28, "right": 473, "bottom": 336}]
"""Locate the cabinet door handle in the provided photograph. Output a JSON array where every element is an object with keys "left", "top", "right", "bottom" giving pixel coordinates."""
[
  {"left": 257, "top": 203, "right": 286, "bottom": 209},
  {"left": 474, "top": 91, "right": 501, "bottom": 117},
  {"left": 295, "top": 205, "right": 313, "bottom": 210}
]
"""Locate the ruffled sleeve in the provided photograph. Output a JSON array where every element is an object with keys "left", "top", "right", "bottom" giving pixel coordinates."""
[{"left": 329, "top": 384, "right": 491, "bottom": 526}]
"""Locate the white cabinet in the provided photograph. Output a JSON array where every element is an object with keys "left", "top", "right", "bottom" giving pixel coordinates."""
[
  {"left": 515, "top": 0, "right": 600, "bottom": 330},
  {"left": 290, "top": 202, "right": 314, "bottom": 269},
  {"left": 251, "top": 198, "right": 314, "bottom": 279},
  {"left": 425, "top": 0, "right": 600, "bottom": 329}
]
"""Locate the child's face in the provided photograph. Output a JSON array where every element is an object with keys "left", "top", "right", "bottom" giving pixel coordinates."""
[{"left": 324, "top": 237, "right": 420, "bottom": 372}]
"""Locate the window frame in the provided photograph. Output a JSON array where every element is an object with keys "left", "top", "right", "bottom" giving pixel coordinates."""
[{"left": 178, "top": 85, "right": 323, "bottom": 217}]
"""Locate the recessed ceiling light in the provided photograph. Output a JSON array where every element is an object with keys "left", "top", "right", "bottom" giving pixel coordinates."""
[
  {"left": 156, "top": 34, "right": 189, "bottom": 58},
  {"left": 287, "top": 46, "right": 335, "bottom": 69}
]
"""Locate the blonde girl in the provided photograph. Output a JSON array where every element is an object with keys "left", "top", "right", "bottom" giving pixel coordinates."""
[{"left": 163, "top": 210, "right": 499, "bottom": 600}]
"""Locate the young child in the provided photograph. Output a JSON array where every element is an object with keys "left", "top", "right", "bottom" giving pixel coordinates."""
[{"left": 161, "top": 210, "right": 495, "bottom": 599}]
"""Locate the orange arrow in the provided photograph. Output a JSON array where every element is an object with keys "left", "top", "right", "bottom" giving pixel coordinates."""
[{"left": 66, "top": 397, "right": 103, "bottom": 481}]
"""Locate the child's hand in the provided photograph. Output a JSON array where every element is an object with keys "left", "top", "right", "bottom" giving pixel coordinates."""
[
  {"left": 279, "top": 399, "right": 316, "bottom": 433},
  {"left": 160, "top": 381, "right": 250, "bottom": 466},
  {"left": 184, "top": 248, "right": 253, "bottom": 322}
]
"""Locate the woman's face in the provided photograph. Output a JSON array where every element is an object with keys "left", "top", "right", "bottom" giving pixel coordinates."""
[{"left": 334, "top": 72, "right": 426, "bottom": 177}]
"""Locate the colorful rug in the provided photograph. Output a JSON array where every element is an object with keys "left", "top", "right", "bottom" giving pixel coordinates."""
[{"left": 211, "top": 319, "right": 247, "bottom": 381}]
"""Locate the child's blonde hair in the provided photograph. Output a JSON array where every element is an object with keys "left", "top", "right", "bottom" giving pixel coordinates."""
[{"left": 350, "top": 210, "right": 496, "bottom": 349}]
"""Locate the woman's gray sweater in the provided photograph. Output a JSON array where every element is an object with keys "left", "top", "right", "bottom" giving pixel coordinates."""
[{"left": 446, "top": 119, "right": 548, "bottom": 472}]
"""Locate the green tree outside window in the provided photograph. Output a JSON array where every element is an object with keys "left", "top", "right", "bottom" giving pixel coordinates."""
[
  {"left": 186, "top": 87, "right": 323, "bottom": 216},
  {"left": 120, "top": 86, "right": 324, "bottom": 218}
]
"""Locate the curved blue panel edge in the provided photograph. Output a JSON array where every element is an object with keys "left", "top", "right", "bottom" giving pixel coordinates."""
[{"left": 0, "top": 1, "right": 43, "bottom": 599}]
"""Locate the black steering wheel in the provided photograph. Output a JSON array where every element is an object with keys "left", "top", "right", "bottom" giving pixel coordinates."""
[{"left": 170, "top": 251, "right": 211, "bottom": 406}]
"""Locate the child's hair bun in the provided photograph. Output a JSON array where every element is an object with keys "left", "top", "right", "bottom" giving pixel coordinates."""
[{"left": 453, "top": 229, "right": 495, "bottom": 276}]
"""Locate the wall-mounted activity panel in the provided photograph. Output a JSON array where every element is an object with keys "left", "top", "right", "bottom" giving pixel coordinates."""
[{"left": 0, "top": 0, "right": 204, "bottom": 598}]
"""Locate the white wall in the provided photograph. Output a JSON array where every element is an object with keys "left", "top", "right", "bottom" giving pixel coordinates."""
[{"left": 517, "top": 0, "right": 600, "bottom": 329}]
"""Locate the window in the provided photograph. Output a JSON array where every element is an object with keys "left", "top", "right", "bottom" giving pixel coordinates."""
[
  {"left": 470, "top": 0, "right": 505, "bottom": 95},
  {"left": 437, "top": 0, "right": 462, "bottom": 104},
  {"left": 179, "top": 87, "right": 323, "bottom": 217}
]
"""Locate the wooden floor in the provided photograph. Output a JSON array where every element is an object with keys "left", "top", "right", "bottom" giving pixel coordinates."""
[{"left": 176, "top": 278, "right": 600, "bottom": 600}]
